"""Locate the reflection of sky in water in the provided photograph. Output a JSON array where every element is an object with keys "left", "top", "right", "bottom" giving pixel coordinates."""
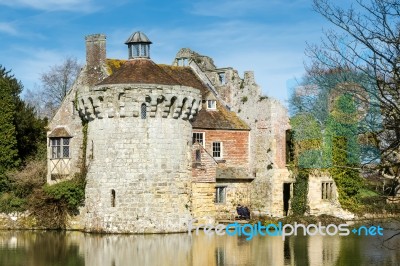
[{"left": 0, "top": 222, "right": 399, "bottom": 266}]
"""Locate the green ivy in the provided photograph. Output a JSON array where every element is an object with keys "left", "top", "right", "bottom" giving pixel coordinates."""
[{"left": 291, "top": 170, "right": 309, "bottom": 215}]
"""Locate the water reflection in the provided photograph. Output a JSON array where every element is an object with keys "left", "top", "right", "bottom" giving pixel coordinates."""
[{"left": 0, "top": 223, "right": 398, "bottom": 266}]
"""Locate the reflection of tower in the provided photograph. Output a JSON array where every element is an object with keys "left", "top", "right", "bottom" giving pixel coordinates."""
[
  {"left": 308, "top": 234, "right": 340, "bottom": 266},
  {"left": 78, "top": 32, "right": 201, "bottom": 233}
]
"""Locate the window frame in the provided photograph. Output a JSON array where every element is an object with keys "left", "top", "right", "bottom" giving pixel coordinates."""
[
  {"left": 141, "top": 103, "right": 147, "bottom": 119},
  {"left": 195, "top": 149, "right": 201, "bottom": 162},
  {"left": 215, "top": 186, "right": 226, "bottom": 204},
  {"left": 192, "top": 132, "right": 205, "bottom": 147},
  {"left": 212, "top": 141, "right": 223, "bottom": 159},
  {"left": 207, "top": 100, "right": 217, "bottom": 110},
  {"left": 50, "top": 137, "right": 71, "bottom": 159}
]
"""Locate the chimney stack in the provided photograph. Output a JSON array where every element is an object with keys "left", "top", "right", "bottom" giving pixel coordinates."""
[{"left": 85, "top": 34, "right": 106, "bottom": 85}]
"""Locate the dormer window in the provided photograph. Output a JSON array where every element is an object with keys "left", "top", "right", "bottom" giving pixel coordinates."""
[{"left": 207, "top": 100, "right": 217, "bottom": 110}]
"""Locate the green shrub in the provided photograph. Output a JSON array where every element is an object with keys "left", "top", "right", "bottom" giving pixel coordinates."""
[
  {"left": 43, "top": 177, "right": 85, "bottom": 211},
  {"left": 0, "top": 192, "right": 27, "bottom": 213}
]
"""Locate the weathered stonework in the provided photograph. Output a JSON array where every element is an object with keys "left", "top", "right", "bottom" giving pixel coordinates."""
[
  {"left": 80, "top": 83, "right": 201, "bottom": 233},
  {"left": 47, "top": 32, "right": 352, "bottom": 233},
  {"left": 177, "top": 48, "right": 295, "bottom": 217},
  {"left": 307, "top": 171, "right": 354, "bottom": 220}
]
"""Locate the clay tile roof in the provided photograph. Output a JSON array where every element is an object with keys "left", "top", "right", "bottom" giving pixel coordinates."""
[
  {"left": 99, "top": 59, "right": 181, "bottom": 86},
  {"left": 106, "top": 59, "right": 126, "bottom": 75},
  {"left": 191, "top": 102, "right": 250, "bottom": 130},
  {"left": 48, "top": 127, "right": 72, "bottom": 138},
  {"left": 158, "top": 65, "right": 209, "bottom": 98}
]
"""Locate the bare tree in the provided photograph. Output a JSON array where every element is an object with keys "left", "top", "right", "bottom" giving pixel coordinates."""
[
  {"left": 305, "top": 0, "right": 400, "bottom": 195},
  {"left": 25, "top": 57, "right": 81, "bottom": 119}
]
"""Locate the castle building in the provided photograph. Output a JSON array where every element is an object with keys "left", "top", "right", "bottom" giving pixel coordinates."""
[{"left": 47, "top": 31, "right": 298, "bottom": 233}]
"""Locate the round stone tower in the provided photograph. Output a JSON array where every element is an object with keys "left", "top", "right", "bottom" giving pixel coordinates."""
[{"left": 77, "top": 32, "right": 201, "bottom": 233}]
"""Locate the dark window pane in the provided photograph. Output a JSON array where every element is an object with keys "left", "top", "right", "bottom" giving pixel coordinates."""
[
  {"left": 63, "top": 138, "right": 70, "bottom": 145},
  {"left": 195, "top": 149, "right": 201, "bottom": 161},
  {"left": 63, "top": 146, "right": 70, "bottom": 158},
  {"left": 141, "top": 103, "right": 147, "bottom": 119}
]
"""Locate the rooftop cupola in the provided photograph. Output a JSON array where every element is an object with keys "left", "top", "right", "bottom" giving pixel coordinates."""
[{"left": 125, "top": 31, "right": 152, "bottom": 59}]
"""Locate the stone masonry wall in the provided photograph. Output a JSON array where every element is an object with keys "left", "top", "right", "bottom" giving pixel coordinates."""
[
  {"left": 177, "top": 48, "right": 294, "bottom": 217},
  {"left": 212, "top": 69, "right": 292, "bottom": 217},
  {"left": 308, "top": 172, "right": 354, "bottom": 220},
  {"left": 47, "top": 72, "right": 88, "bottom": 183},
  {"left": 214, "top": 181, "right": 252, "bottom": 220},
  {"left": 79, "top": 83, "right": 201, "bottom": 233}
]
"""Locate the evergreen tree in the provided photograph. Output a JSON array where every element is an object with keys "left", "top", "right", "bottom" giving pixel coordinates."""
[
  {"left": 0, "top": 65, "right": 47, "bottom": 173},
  {"left": 14, "top": 100, "right": 47, "bottom": 162},
  {"left": 0, "top": 66, "right": 20, "bottom": 174}
]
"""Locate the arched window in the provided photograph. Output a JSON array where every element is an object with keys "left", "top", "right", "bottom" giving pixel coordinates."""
[
  {"left": 111, "top": 189, "right": 116, "bottom": 207},
  {"left": 141, "top": 103, "right": 147, "bottom": 119}
]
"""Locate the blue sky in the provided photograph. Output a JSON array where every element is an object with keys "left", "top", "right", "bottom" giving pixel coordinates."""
[{"left": 0, "top": 0, "right": 339, "bottom": 104}]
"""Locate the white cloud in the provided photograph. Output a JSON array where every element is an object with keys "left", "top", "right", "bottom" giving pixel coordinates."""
[
  {"left": 0, "top": 0, "right": 98, "bottom": 12},
  {"left": 0, "top": 22, "right": 18, "bottom": 35}
]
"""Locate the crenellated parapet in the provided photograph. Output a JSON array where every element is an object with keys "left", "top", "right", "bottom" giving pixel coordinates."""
[{"left": 77, "top": 84, "right": 202, "bottom": 121}]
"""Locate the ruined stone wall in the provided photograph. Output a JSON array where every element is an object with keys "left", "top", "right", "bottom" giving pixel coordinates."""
[
  {"left": 178, "top": 47, "right": 294, "bottom": 217},
  {"left": 207, "top": 67, "right": 292, "bottom": 216},
  {"left": 78, "top": 83, "right": 201, "bottom": 233},
  {"left": 307, "top": 172, "right": 354, "bottom": 219}
]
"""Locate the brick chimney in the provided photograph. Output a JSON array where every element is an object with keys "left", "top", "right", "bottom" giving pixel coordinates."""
[{"left": 85, "top": 34, "right": 106, "bottom": 85}]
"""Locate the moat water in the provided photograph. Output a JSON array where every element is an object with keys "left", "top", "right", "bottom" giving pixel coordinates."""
[{"left": 0, "top": 221, "right": 399, "bottom": 266}]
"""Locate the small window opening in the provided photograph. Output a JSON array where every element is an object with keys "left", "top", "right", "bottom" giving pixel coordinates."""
[
  {"left": 111, "top": 189, "right": 116, "bottom": 207},
  {"left": 207, "top": 100, "right": 217, "bottom": 110},
  {"left": 218, "top": 73, "right": 226, "bottom": 85},
  {"left": 195, "top": 149, "right": 201, "bottom": 162},
  {"left": 141, "top": 103, "right": 147, "bottom": 119},
  {"left": 215, "top": 187, "right": 226, "bottom": 204},
  {"left": 321, "top": 182, "right": 333, "bottom": 200}
]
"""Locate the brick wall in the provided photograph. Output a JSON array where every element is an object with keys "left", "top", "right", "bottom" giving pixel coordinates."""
[{"left": 192, "top": 129, "right": 249, "bottom": 169}]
